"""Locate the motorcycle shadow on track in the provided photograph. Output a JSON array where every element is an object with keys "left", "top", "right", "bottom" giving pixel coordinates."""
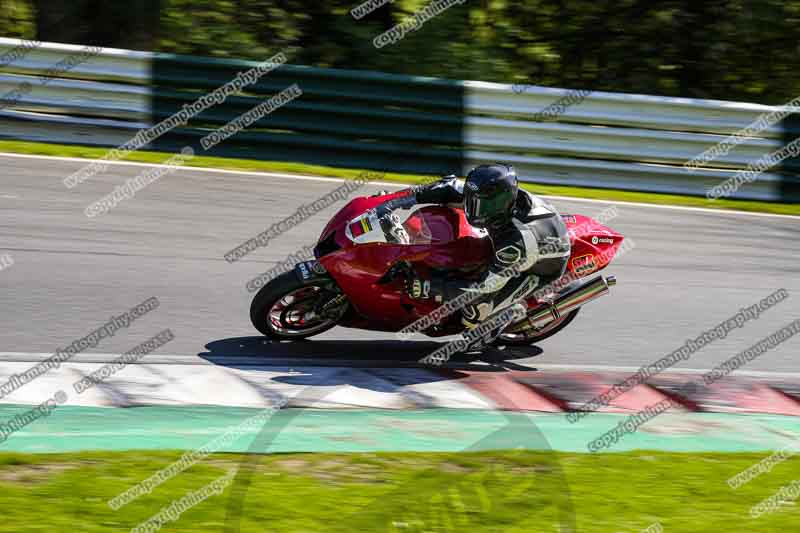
[{"left": 198, "top": 336, "right": 543, "bottom": 375}]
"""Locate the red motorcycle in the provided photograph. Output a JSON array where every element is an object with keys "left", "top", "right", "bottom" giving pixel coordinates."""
[{"left": 250, "top": 189, "right": 623, "bottom": 347}]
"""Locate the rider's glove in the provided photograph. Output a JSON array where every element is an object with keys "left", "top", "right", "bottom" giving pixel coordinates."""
[{"left": 376, "top": 193, "right": 417, "bottom": 216}]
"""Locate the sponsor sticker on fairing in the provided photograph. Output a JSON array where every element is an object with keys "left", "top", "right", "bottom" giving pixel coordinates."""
[
  {"left": 571, "top": 254, "right": 597, "bottom": 275},
  {"left": 297, "top": 262, "right": 311, "bottom": 280}
]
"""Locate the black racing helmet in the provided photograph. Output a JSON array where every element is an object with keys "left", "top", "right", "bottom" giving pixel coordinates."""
[{"left": 464, "top": 163, "right": 518, "bottom": 229}]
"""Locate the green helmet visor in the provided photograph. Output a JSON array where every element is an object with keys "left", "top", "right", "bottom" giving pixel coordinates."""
[{"left": 465, "top": 189, "right": 515, "bottom": 228}]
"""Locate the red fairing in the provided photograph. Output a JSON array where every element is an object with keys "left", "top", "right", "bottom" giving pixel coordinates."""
[
  {"left": 318, "top": 201, "right": 491, "bottom": 332},
  {"left": 561, "top": 214, "right": 625, "bottom": 277},
  {"left": 315, "top": 192, "right": 623, "bottom": 334}
]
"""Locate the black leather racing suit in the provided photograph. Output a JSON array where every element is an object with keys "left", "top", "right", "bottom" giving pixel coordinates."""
[{"left": 377, "top": 176, "right": 571, "bottom": 330}]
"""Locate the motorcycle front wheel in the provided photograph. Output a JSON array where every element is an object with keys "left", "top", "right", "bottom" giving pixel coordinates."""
[{"left": 250, "top": 271, "right": 348, "bottom": 340}]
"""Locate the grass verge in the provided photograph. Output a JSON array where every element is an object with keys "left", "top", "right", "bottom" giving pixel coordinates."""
[
  {"left": 0, "top": 139, "right": 797, "bottom": 216},
  {"left": 0, "top": 450, "right": 796, "bottom": 532}
]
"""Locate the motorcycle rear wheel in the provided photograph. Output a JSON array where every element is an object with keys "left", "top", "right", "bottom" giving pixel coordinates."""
[{"left": 250, "top": 271, "right": 347, "bottom": 340}]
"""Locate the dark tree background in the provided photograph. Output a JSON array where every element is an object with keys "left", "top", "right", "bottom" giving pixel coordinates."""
[{"left": 2, "top": 0, "right": 799, "bottom": 104}]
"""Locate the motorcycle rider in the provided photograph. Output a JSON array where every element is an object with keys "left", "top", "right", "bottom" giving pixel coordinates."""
[{"left": 374, "top": 163, "right": 571, "bottom": 353}]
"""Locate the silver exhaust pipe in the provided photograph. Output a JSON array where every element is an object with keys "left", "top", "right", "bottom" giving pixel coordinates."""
[{"left": 511, "top": 275, "right": 616, "bottom": 333}]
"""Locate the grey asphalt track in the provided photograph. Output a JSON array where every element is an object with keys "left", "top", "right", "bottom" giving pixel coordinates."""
[{"left": 1, "top": 153, "right": 798, "bottom": 373}]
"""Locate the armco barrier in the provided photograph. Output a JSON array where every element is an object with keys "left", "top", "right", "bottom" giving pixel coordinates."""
[
  {"left": 0, "top": 37, "right": 798, "bottom": 201},
  {"left": 0, "top": 39, "right": 152, "bottom": 147}
]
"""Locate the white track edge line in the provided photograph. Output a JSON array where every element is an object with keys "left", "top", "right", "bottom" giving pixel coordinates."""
[{"left": 2, "top": 151, "right": 798, "bottom": 220}]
